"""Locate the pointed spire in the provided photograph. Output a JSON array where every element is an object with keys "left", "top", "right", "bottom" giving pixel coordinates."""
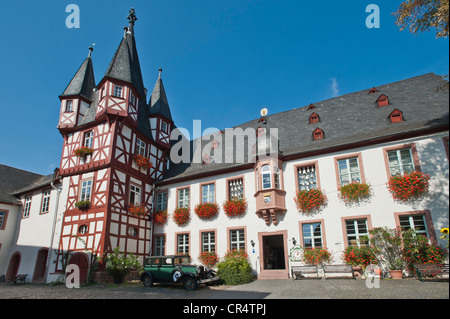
[
  {"left": 127, "top": 8, "right": 137, "bottom": 35},
  {"left": 149, "top": 68, "right": 172, "bottom": 121},
  {"left": 60, "top": 49, "right": 96, "bottom": 101}
]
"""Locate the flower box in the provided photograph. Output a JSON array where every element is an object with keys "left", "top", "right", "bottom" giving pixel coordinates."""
[
  {"left": 128, "top": 203, "right": 147, "bottom": 217},
  {"left": 294, "top": 189, "right": 327, "bottom": 215},
  {"left": 133, "top": 154, "right": 153, "bottom": 169},
  {"left": 387, "top": 171, "right": 430, "bottom": 202},
  {"left": 302, "top": 247, "right": 333, "bottom": 266},
  {"left": 153, "top": 210, "right": 168, "bottom": 225},
  {"left": 222, "top": 197, "right": 247, "bottom": 217},
  {"left": 173, "top": 207, "right": 190, "bottom": 226},
  {"left": 74, "top": 200, "right": 91, "bottom": 210},
  {"left": 73, "top": 147, "right": 93, "bottom": 157},
  {"left": 194, "top": 202, "right": 219, "bottom": 219},
  {"left": 199, "top": 251, "right": 219, "bottom": 268},
  {"left": 338, "top": 182, "right": 372, "bottom": 205}
]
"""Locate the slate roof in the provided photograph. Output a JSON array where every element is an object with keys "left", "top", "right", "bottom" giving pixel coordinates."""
[
  {"left": 160, "top": 73, "right": 449, "bottom": 183},
  {"left": 60, "top": 56, "right": 96, "bottom": 101},
  {"left": 149, "top": 70, "right": 173, "bottom": 121},
  {"left": 0, "top": 165, "right": 44, "bottom": 204}
]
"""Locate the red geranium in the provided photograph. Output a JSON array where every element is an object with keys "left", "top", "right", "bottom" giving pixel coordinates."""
[
  {"left": 294, "top": 189, "right": 327, "bottom": 215},
  {"left": 73, "top": 146, "right": 93, "bottom": 157},
  {"left": 134, "top": 154, "right": 153, "bottom": 169},
  {"left": 153, "top": 210, "right": 168, "bottom": 224},
  {"left": 128, "top": 203, "right": 147, "bottom": 217},
  {"left": 223, "top": 197, "right": 247, "bottom": 217},
  {"left": 194, "top": 202, "right": 219, "bottom": 219},
  {"left": 338, "top": 182, "right": 372, "bottom": 205},
  {"left": 199, "top": 251, "right": 219, "bottom": 268},
  {"left": 387, "top": 171, "right": 430, "bottom": 202},
  {"left": 173, "top": 207, "right": 190, "bottom": 226}
]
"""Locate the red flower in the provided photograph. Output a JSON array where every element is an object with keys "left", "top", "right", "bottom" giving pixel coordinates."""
[
  {"left": 153, "top": 210, "right": 168, "bottom": 224},
  {"left": 73, "top": 146, "right": 93, "bottom": 157},
  {"left": 387, "top": 171, "right": 430, "bottom": 202},
  {"left": 173, "top": 207, "right": 190, "bottom": 226},
  {"left": 294, "top": 189, "right": 327, "bottom": 215},
  {"left": 223, "top": 197, "right": 247, "bottom": 217},
  {"left": 128, "top": 203, "right": 147, "bottom": 217},
  {"left": 134, "top": 154, "right": 153, "bottom": 169},
  {"left": 194, "top": 203, "right": 219, "bottom": 219},
  {"left": 338, "top": 182, "right": 372, "bottom": 205},
  {"left": 199, "top": 251, "right": 219, "bottom": 268}
]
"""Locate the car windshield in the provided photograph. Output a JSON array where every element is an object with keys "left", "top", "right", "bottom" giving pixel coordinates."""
[{"left": 174, "top": 256, "right": 191, "bottom": 265}]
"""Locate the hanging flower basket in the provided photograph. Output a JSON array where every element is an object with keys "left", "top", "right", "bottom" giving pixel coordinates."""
[
  {"left": 294, "top": 189, "right": 327, "bottom": 215},
  {"left": 75, "top": 200, "right": 91, "bottom": 210},
  {"left": 194, "top": 203, "right": 219, "bottom": 219},
  {"left": 199, "top": 251, "right": 219, "bottom": 268},
  {"left": 73, "top": 146, "right": 93, "bottom": 157},
  {"left": 173, "top": 207, "right": 190, "bottom": 226},
  {"left": 387, "top": 171, "right": 430, "bottom": 202},
  {"left": 134, "top": 154, "right": 153, "bottom": 169},
  {"left": 153, "top": 210, "right": 168, "bottom": 225},
  {"left": 222, "top": 197, "right": 247, "bottom": 217},
  {"left": 338, "top": 182, "right": 372, "bottom": 205},
  {"left": 128, "top": 203, "right": 148, "bottom": 217}
]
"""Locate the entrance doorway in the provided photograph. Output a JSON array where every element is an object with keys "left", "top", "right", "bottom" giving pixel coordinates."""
[
  {"left": 32, "top": 248, "right": 48, "bottom": 283},
  {"left": 258, "top": 230, "right": 289, "bottom": 279},
  {"left": 6, "top": 252, "right": 21, "bottom": 281}
]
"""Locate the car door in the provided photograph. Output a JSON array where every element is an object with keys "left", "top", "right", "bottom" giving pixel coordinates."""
[{"left": 159, "top": 257, "right": 176, "bottom": 282}]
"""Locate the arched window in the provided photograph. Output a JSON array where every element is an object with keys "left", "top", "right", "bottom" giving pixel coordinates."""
[{"left": 261, "top": 165, "right": 272, "bottom": 189}]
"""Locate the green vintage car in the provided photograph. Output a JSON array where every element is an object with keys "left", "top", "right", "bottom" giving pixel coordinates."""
[{"left": 141, "top": 255, "right": 218, "bottom": 290}]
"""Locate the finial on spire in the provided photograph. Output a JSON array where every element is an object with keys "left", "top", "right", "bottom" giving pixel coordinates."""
[
  {"left": 159, "top": 68, "right": 163, "bottom": 77},
  {"left": 88, "top": 43, "right": 95, "bottom": 57},
  {"left": 127, "top": 8, "right": 137, "bottom": 34}
]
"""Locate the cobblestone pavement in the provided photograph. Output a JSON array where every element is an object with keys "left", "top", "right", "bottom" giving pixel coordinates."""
[{"left": 0, "top": 278, "right": 448, "bottom": 299}]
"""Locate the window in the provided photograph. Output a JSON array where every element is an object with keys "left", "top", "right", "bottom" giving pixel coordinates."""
[
  {"left": 78, "top": 225, "right": 88, "bottom": 235},
  {"left": 84, "top": 131, "right": 94, "bottom": 148},
  {"left": 156, "top": 192, "right": 167, "bottom": 211},
  {"left": 368, "top": 87, "right": 378, "bottom": 94},
  {"left": 337, "top": 157, "right": 361, "bottom": 186},
  {"left": 313, "top": 128, "right": 324, "bottom": 140},
  {"left": 399, "top": 214, "right": 428, "bottom": 237},
  {"left": 389, "top": 109, "right": 404, "bottom": 123},
  {"left": 80, "top": 180, "right": 92, "bottom": 202},
  {"left": 129, "top": 184, "right": 141, "bottom": 205},
  {"left": 135, "top": 138, "right": 145, "bottom": 156},
  {"left": 229, "top": 228, "right": 245, "bottom": 251},
  {"left": 129, "top": 92, "right": 135, "bottom": 104},
  {"left": 65, "top": 100, "right": 73, "bottom": 112},
  {"left": 177, "top": 188, "right": 190, "bottom": 208},
  {"left": 177, "top": 233, "right": 190, "bottom": 254},
  {"left": 41, "top": 190, "right": 51, "bottom": 214},
  {"left": 309, "top": 113, "right": 319, "bottom": 124},
  {"left": 161, "top": 121, "right": 167, "bottom": 133},
  {"left": 128, "top": 227, "right": 138, "bottom": 237},
  {"left": 201, "top": 184, "right": 215, "bottom": 203},
  {"left": 345, "top": 219, "right": 369, "bottom": 246},
  {"left": 228, "top": 178, "right": 244, "bottom": 200},
  {"left": 201, "top": 231, "right": 216, "bottom": 252},
  {"left": 154, "top": 235, "right": 165, "bottom": 256},
  {"left": 261, "top": 165, "right": 271, "bottom": 189},
  {"left": 23, "top": 196, "right": 32, "bottom": 218},
  {"left": 297, "top": 165, "right": 317, "bottom": 191},
  {"left": 114, "top": 85, "right": 123, "bottom": 98},
  {"left": 387, "top": 148, "right": 415, "bottom": 176},
  {"left": 0, "top": 211, "right": 6, "bottom": 229},
  {"left": 376, "top": 94, "right": 389, "bottom": 107},
  {"left": 302, "top": 222, "right": 323, "bottom": 248},
  {"left": 308, "top": 104, "right": 316, "bottom": 110},
  {"left": 274, "top": 167, "right": 280, "bottom": 189}
]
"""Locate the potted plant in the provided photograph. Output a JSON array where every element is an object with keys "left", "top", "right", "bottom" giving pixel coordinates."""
[
  {"left": 74, "top": 200, "right": 90, "bottom": 211},
  {"left": 387, "top": 171, "right": 430, "bottom": 203},
  {"left": 369, "top": 227, "right": 406, "bottom": 279},
  {"left": 194, "top": 202, "right": 219, "bottom": 219},
  {"left": 153, "top": 209, "right": 168, "bottom": 225},
  {"left": 199, "top": 251, "right": 219, "bottom": 268},
  {"left": 101, "top": 247, "right": 143, "bottom": 284},
  {"left": 173, "top": 207, "right": 190, "bottom": 226},
  {"left": 128, "top": 203, "right": 148, "bottom": 217},
  {"left": 294, "top": 189, "right": 327, "bottom": 216},
  {"left": 133, "top": 154, "right": 153, "bottom": 169},
  {"left": 343, "top": 244, "right": 377, "bottom": 277},
  {"left": 338, "top": 181, "right": 372, "bottom": 206},
  {"left": 73, "top": 146, "right": 93, "bottom": 157},
  {"left": 301, "top": 246, "right": 333, "bottom": 267},
  {"left": 223, "top": 197, "right": 247, "bottom": 217}
]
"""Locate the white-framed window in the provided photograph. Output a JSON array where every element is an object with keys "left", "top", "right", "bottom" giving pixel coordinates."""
[
  {"left": 80, "top": 180, "right": 92, "bottom": 201},
  {"left": 41, "top": 190, "right": 51, "bottom": 214},
  {"left": 261, "top": 165, "right": 271, "bottom": 189},
  {"left": 274, "top": 166, "right": 280, "bottom": 189},
  {"left": 156, "top": 192, "right": 167, "bottom": 211},
  {"left": 345, "top": 219, "right": 369, "bottom": 246},
  {"left": 338, "top": 157, "right": 361, "bottom": 186},
  {"left": 177, "top": 233, "right": 190, "bottom": 254},
  {"left": 201, "top": 184, "right": 215, "bottom": 204},
  {"left": 129, "top": 184, "right": 141, "bottom": 205},
  {"left": 154, "top": 235, "right": 165, "bottom": 256},
  {"left": 298, "top": 165, "right": 317, "bottom": 191},
  {"left": 65, "top": 100, "right": 73, "bottom": 112},
  {"left": 161, "top": 121, "right": 167, "bottom": 133},
  {"left": 129, "top": 92, "right": 135, "bottom": 105},
  {"left": 302, "top": 222, "right": 323, "bottom": 248},
  {"left": 228, "top": 178, "right": 244, "bottom": 200},
  {"left": 84, "top": 131, "right": 94, "bottom": 148},
  {"left": 201, "top": 231, "right": 216, "bottom": 252},
  {"left": 114, "top": 85, "right": 123, "bottom": 98},
  {"left": 387, "top": 148, "right": 415, "bottom": 176},
  {"left": 177, "top": 188, "right": 189, "bottom": 208},
  {"left": 399, "top": 214, "right": 428, "bottom": 237},
  {"left": 0, "top": 211, "right": 6, "bottom": 229},
  {"left": 23, "top": 195, "right": 32, "bottom": 218},
  {"left": 135, "top": 138, "right": 146, "bottom": 156},
  {"left": 229, "top": 229, "right": 245, "bottom": 251}
]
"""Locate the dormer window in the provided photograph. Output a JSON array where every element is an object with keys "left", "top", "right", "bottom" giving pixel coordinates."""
[
  {"left": 308, "top": 104, "right": 316, "bottom": 110},
  {"left": 376, "top": 94, "right": 389, "bottom": 107},
  {"left": 309, "top": 112, "right": 319, "bottom": 124},
  {"left": 161, "top": 121, "right": 168, "bottom": 133},
  {"left": 313, "top": 128, "right": 324, "bottom": 140},
  {"left": 114, "top": 85, "right": 123, "bottom": 98},
  {"left": 65, "top": 100, "right": 73, "bottom": 112},
  {"left": 389, "top": 109, "right": 404, "bottom": 123},
  {"left": 368, "top": 87, "right": 379, "bottom": 94}
]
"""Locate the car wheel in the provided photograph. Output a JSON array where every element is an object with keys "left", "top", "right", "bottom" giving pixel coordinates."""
[
  {"left": 182, "top": 276, "right": 198, "bottom": 291},
  {"left": 142, "top": 273, "right": 153, "bottom": 287}
]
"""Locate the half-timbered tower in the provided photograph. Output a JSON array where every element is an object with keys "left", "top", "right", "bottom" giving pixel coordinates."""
[{"left": 55, "top": 9, "right": 172, "bottom": 281}]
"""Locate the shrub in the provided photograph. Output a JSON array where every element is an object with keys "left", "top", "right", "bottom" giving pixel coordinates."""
[
  {"left": 101, "top": 247, "right": 143, "bottom": 284},
  {"left": 217, "top": 250, "right": 254, "bottom": 285},
  {"left": 402, "top": 229, "right": 447, "bottom": 270},
  {"left": 343, "top": 245, "right": 377, "bottom": 270}
]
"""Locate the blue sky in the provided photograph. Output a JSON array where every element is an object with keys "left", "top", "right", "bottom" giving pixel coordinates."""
[{"left": 0, "top": 0, "right": 448, "bottom": 175}]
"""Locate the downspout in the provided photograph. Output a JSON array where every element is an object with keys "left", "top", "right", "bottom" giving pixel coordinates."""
[{"left": 43, "top": 169, "right": 62, "bottom": 283}]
